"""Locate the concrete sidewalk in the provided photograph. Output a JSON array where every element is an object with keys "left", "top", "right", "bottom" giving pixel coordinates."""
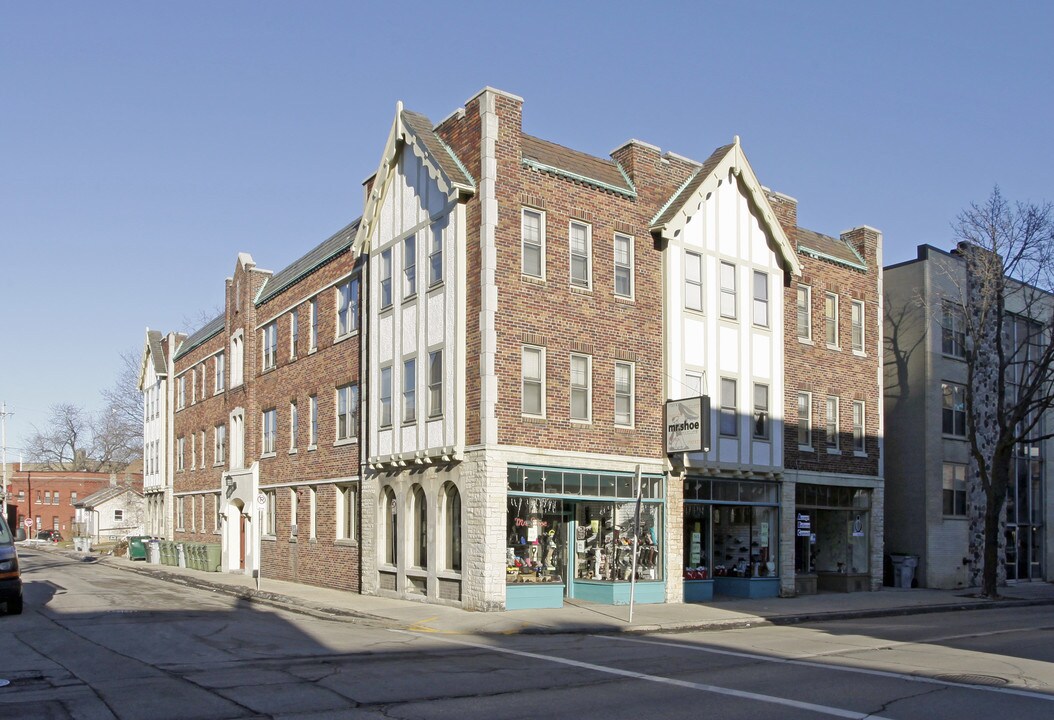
[{"left": 43, "top": 545, "right": 1054, "bottom": 636}]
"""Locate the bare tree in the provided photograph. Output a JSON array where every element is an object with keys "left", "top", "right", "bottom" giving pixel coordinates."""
[
  {"left": 950, "top": 187, "right": 1054, "bottom": 597},
  {"left": 100, "top": 349, "right": 144, "bottom": 465},
  {"left": 25, "top": 404, "right": 102, "bottom": 471},
  {"left": 181, "top": 305, "right": 224, "bottom": 335}
]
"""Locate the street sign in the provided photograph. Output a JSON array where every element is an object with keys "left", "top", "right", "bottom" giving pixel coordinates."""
[
  {"left": 23, "top": 518, "right": 32, "bottom": 528},
  {"left": 256, "top": 492, "right": 266, "bottom": 507}
]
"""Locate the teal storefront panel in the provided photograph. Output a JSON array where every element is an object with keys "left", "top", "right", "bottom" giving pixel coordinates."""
[
  {"left": 684, "top": 580, "right": 714, "bottom": 602},
  {"left": 507, "top": 583, "right": 564, "bottom": 610},
  {"left": 572, "top": 580, "right": 665, "bottom": 605},
  {"left": 713, "top": 577, "right": 779, "bottom": 599}
]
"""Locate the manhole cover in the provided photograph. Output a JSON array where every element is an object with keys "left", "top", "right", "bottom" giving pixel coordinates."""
[{"left": 936, "top": 673, "right": 1009, "bottom": 687}]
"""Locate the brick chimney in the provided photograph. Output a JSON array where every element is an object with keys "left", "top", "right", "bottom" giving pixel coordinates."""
[
  {"left": 841, "top": 226, "right": 883, "bottom": 266},
  {"left": 765, "top": 190, "right": 798, "bottom": 244}
]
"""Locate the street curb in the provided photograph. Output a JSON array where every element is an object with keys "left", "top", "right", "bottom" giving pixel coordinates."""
[{"left": 45, "top": 546, "right": 1054, "bottom": 636}]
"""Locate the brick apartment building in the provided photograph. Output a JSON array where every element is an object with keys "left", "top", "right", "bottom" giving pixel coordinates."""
[
  {"left": 168, "top": 231, "right": 364, "bottom": 592},
  {"left": 3, "top": 465, "right": 142, "bottom": 537},
  {"left": 149, "top": 86, "right": 883, "bottom": 611}
]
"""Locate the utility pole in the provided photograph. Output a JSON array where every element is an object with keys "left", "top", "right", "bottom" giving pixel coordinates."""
[{"left": 0, "top": 402, "right": 11, "bottom": 507}]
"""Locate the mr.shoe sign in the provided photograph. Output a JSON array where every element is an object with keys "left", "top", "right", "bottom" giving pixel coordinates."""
[{"left": 665, "top": 396, "right": 710, "bottom": 454}]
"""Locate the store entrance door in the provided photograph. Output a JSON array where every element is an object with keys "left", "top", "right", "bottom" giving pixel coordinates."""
[{"left": 564, "top": 507, "right": 578, "bottom": 599}]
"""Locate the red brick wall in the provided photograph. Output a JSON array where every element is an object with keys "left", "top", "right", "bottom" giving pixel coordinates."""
[
  {"left": 783, "top": 232, "right": 881, "bottom": 478},
  {"left": 6, "top": 471, "right": 126, "bottom": 534}
]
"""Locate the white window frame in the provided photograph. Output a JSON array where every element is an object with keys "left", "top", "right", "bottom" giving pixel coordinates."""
[
  {"left": 942, "top": 382, "right": 967, "bottom": 437},
  {"left": 403, "top": 234, "right": 417, "bottom": 298},
  {"left": 191, "top": 368, "right": 196, "bottom": 404},
  {"left": 337, "top": 276, "right": 359, "bottom": 338},
  {"left": 851, "top": 300, "right": 865, "bottom": 353},
  {"left": 685, "top": 250, "right": 703, "bottom": 312},
  {"left": 309, "top": 297, "right": 318, "bottom": 351},
  {"left": 614, "top": 361, "right": 635, "bottom": 428},
  {"left": 719, "top": 262, "right": 737, "bottom": 319},
  {"left": 230, "top": 330, "right": 244, "bottom": 387},
  {"left": 289, "top": 400, "right": 298, "bottom": 451},
  {"left": 826, "top": 396, "right": 840, "bottom": 452},
  {"left": 753, "top": 270, "right": 769, "bottom": 328},
  {"left": 825, "top": 292, "right": 839, "bottom": 348},
  {"left": 262, "top": 322, "right": 277, "bottom": 371},
  {"left": 613, "top": 233, "right": 634, "bottom": 299},
  {"left": 264, "top": 490, "right": 276, "bottom": 536},
  {"left": 337, "top": 484, "right": 357, "bottom": 542},
  {"left": 177, "top": 375, "right": 186, "bottom": 409},
  {"left": 569, "top": 353, "right": 592, "bottom": 423},
  {"left": 428, "top": 349, "right": 443, "bottom": 418},
  {"left": 308, "top": 395, "right": 318, "bottom": 448},
  {"left": 214, "top": 423, "right": 226, "bottom": 465},
  {"left": 402, "top": 358, "right": 417, "bottom": 424},
  {"left": 429, "top": 223, "right": 443, "bottom": 286},
  {"left": 290, "top": 309, "right": 298, "bottom": 359},
  {"left": 719, "top": 378, "right": 737, "bottom": 436},
  {"left": 797, "top": 284, "right": 812, "bottom": 341},
  {"left": 177, "top": 436, "right": 185, "bottom": 471},
  {"left": 379, "top": 366, "right": 393, "bottom": 427},
  {"left": 798, "top": 392, "right": 813, "bottom": 450},
  {"left": 522, "top": 346, "right": 546, "bottom": 418},
  {"left": 200, "top": 429, "right": 206, "bottom": 469},
  {"left": 215, "top": 352, "right": 225, "bottom": 393},
  {"left": 942, "top": 302, "right": 966, "bottom": 359},
  {"left": 261, "top": 408, "right": 276, "bottom": 456},
  {"left": 753, "top": 383, "right": 769, "bottom": 440},
  {"left": 943, "top": 463, "right": 967, "bottom": 516},
  {"left": 852, "top": 400, "right": 866, "bottom": 454},
  {"left": 336, "top": 383, "right": 358, "bottom": 441},
  {"left": 521, "top": 208, "right": 545, "bottom": 279},
  {"left": 569, "top": 220, "right": 592, "bottom": 289},
  {"left": 379, "top": 249, "right": 393, "bottom": 309}
]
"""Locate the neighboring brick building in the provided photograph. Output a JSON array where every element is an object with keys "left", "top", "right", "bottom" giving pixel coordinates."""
[
  {"left": 170, "top": 228, "right": 364, "bottom": 593},
  {"left": 4, "top": 466, "right": 142, "bottom": 537},
  {"left": 775, "top": 193, "right": 885, "bottom": 595}
]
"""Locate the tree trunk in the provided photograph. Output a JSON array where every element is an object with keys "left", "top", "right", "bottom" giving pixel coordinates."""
[{"left": 981, "top": 452, "right": 1011, "bottom": 597}]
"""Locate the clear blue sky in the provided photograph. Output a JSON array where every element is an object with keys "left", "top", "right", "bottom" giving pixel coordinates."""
[{"left": 2, "top": 1, "right": 1052, "bottom": 455}]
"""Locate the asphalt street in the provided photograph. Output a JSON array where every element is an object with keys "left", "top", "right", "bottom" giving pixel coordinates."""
[{"left": 3, "top": 547, "right": 1054, "bottom": 719}]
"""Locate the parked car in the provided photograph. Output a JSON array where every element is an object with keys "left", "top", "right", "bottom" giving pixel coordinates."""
[
  {"left": 0, "top": 516, "right": 23, "bottom": 614},
  {"left": 36, "top": 530, "right": 62, "bottom": 543}
]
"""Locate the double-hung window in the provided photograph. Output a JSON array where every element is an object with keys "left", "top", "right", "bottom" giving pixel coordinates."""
[
  {"left": 753, "top": 384, "right": 769, "bottom": 439},
  {"left": 379, "top": 367, "right": 392, "bottom": 426},
  {"left": 753, "top": 270, "right": 769, "bottom": 327},
  {"left": 825, "top": 292, "right": 839, "bottom": 347},
  {"left": 177, "top": 376, "right": 186, "bottom": 409},
  {"left": 797, "top": 285, "right": 812, "bottom": 340},
  {"left": 798, "top": 392, "right": 813, "bottom": 449},
  {"left": 337, "top": 383, "right": 358, "bottom": 441},
  {"left": 942, "top": 383, "right": 966, "bottom": 436},
  {"left": 231, "top": 332, "right": 244, "bottom": 386},
  {"left": 720, "top": 262, "right": 736, "bottom": 319},
  {"left": 402, "top": 359, "right": 416, "bottom": 423},
  {"left": 569, "top": 221, "right": 591, "bottom": 289},
  {"left": 215, "top": 352, "right": 225, "bottom": 393},
  {"left": 942, "top": 302, "right": 966, "bottom": 358},
  {"left": 719, "top": 378, "right": 737, "bottom": 436},
  {"left": 614, "top": 233, "right": 633, "bottom": 298},
  {"left": 522, "top": 209, "right": 544, "bottom": 278},
  {"left": 337, "top": 277, "right": 359, "bottom": 337},
  {"left": 261, "top": 408, "right": 276, "bottom": 455},
  {"left": 177, "top": 437, "right": 185, "bottom": 470},
  {"left": 685, "top": 251, "right": 703, "bottom": 311},
  {"left": 215, "top": 423, "right": 226, "bottom": 464},
  {"left": 309, "top": 395, "right": 318, "bottom": 446},
  {"left": 614, "top": 362, "right": 634, "bottom": 427},
  {"left": 403, "top": 235, "right": 417, "bottom": 298},
  {"left": 429, "top": 223, "right": 443, "bottom": 286},
  {"left": 570, "top": 354, "right": 591, "bottom": 422},
  {"left": 337, "top": 484, "right": 357, "bottom": 541},
  {"left": 379, "top": 249, "right": 393, "bottom": 309},
  {"left": 289, "top": 401, "right": 298, "bottom": 450},
  {"left": 826, "top": 396, "right": 839, "bottom": 451},
  {"left": 852, "top": 400, "right": 865, "bottom": 453},
  {"left": 262, "top": 323, "right": 277, "bottom": 370},
  {"left": 943, "top": 463, "right": 967, "bottom": 515},
  {"left": 428, "top": 350, "right": 443, "bottom": 418},
  {"left": 522, "top": 346, "right": 545, "bottom": 417},
  {"left": 851, "top": 300, "right": 865, "bottom": 353},
  {"left": 309, "top": 297, "right": 318, "bottom": 351},
  {"left": 290, "top": 309, "right": 298, "bottom": 358}
]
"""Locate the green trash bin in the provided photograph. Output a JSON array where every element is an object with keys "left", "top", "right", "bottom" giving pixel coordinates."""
[
  {"left": 128, "top": 536, "right": 148, "bottom": 561},
  {"left": 205, "top": 543, "right": 222, "bottom": 572},
  {"left": 191, "top": 543, "right": 203, "bottom": 570},
  {"left": 160, "top": 541, "right": 173, "bottom": 566}
]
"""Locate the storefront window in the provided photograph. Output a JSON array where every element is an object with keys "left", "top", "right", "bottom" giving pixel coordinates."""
[
  {"left": 506, "top": 497, "right": 566, "bottom": 584},
  {"left": 683, "top": 504, "right": 711, "bottom": 579},
  {"left": 712, "top": 505, "right": 777, "bottom": 577},
  {"left": 795, "top": 484, "right": 871, "bottom": 575},
  {"left": 442, "top": 482, "right": 461, "bottom": 572},
  {"left": 573, "top": 502, "right": 662, "bottom": 582}
]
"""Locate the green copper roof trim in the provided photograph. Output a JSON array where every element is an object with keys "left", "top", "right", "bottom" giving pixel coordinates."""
[
  {"left": 521, "top": 158, "right": 637, "bottom": 198},
  {"left": 174, "top": 325, "right": 224, "bottom": 361},
  {"left": 799, "top": 245, "right": 868, "bottom": 272},
  {"left": 649, "top": 168, "right": 702, "bottom": 227},
  {"left": 615, "top": 160, "right": 637, "bottom": 195},
  {"left": 434, "top": 135, "right": 476, "bottom": 190}
]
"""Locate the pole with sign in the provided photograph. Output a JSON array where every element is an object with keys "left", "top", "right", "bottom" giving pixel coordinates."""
[
  {"left": 256, "top": 492, "right": 266, "bottom": 590},
  {"left": 628, "top": 465, "right": 643, "bottom": 623}
]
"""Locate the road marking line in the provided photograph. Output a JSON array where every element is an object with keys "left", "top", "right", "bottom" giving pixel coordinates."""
[
  {"left": 389, "top": 629, "right": 893, "bottom": 719},
  {"left": 594, "top": 634, "right": 1054, "bottom": 702}
]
